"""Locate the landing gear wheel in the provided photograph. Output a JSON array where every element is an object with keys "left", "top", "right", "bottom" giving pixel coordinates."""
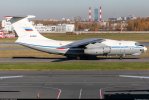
[
  {"left": 76, "top": 56, "right": 81, "bottom": 60},
  {"left": 119, "top": 55, "right": 123, "bottom": 60}
]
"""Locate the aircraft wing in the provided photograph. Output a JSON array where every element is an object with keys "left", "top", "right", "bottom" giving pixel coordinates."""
[{"left": 61, "top": 38, "right": 104, "bottom": 48}]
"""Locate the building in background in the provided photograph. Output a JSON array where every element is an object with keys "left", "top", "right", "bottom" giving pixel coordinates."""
[
  {"left": 94, "top": 8, "right": 99, "bottom": 22},
  {"left": 0, "top": 16, "right": 15, "bottom": 38},
  {"left": 33, "top": 23, "right": 75, "bottom": 33},
  {"left": 1, "top": 18, "right": 75, "bottom": 33},
  {"left": 2, "top": 16, "right": 13, "bottom": 33},
  {"left": 56, "top": 24, "right": 75, "bottom": 33}
]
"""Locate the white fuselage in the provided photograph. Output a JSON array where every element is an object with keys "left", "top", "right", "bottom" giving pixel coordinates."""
[
  {"left": 101, "top": 39, "right": 145, "bottom": 56},
  {"left": 16, "top": 37, "right": 147, "bottom": 57}
]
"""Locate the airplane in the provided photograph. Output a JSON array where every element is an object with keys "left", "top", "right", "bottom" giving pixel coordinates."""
[{"left": 9, "top": 15, "right": 147, "bottom": 60}]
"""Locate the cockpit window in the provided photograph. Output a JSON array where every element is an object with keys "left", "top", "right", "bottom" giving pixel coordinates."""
[{"left": 135, "top": 43, "right": 144, "bottom": 46}]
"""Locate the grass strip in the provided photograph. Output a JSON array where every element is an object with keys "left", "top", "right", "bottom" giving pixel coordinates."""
[
  {"left": 1, "top": 33, "right": 149, "bottom": 42},
  {"left": 0, "top": 62, "right": 149, "bottom": 70}
]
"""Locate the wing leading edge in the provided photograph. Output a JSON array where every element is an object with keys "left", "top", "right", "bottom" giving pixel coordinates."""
[{"left": 61, "top": 38, "right": 105, "bottom": 48}]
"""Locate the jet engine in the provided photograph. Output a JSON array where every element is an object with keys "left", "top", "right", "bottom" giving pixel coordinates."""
[{"left": 84, "top": 43, "right": 111, "bottom": 55}]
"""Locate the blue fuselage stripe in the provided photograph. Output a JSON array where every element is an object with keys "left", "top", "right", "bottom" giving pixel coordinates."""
[
  {"left": 111, "top": 46, "right": 143, "bottom": 49},
  {"left": 18, "top": 42, "right": 143, "bottom": 49},
  {"left": 18, "top": 42, "right": 60, "bottom": 48}
]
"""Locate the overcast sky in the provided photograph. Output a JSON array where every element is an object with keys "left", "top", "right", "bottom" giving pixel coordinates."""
[{"left": 0, "top": 0, "right": 149, "bottom": 20}]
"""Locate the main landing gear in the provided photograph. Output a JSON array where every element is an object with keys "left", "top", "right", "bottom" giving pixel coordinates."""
[{"left": 119, "top": 54, "right": 125, "bottom": 60}]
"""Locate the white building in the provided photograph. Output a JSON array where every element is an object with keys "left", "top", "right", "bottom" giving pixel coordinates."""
[
  {"left": 1, "top": 18, "right": 75, "bottom": 33},
  {"left": 2, "top": 16, "right": 13, "bottom": 33},
  {"left": 34, "top": 24, "right": 53, "bottom": 33},
  {"left": 62, "top": 24, "right": 75, "bottom": 32},
  {"left": 34, "top": 23, "right": 75, "bottom": 33}
]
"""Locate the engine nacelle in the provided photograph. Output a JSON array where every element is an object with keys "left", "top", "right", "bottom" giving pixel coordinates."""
[{"left": 84, "top": 47, "right": 111, "bottom": 55}]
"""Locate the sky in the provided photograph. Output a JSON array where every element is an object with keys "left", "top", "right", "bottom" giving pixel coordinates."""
[{"left": 0, "top": 0, "right": 149, "bottom": 20}]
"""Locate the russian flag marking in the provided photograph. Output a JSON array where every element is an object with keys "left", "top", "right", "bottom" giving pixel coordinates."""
[{"left": 24, "top": 28, "right": 33, "bottom": 31}]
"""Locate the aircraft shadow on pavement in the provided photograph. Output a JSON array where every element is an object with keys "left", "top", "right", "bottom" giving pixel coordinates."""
[
  {"left": 12, "top": 56, "right": 60, "bottom": 59},
  {"left": 104, "top": 89, "right": 149, "bottom": 100},
  {"left": 105, "top": 93, "right": 149, "bottom": 100},
  {"left": 12, "top": 56, "right": 140, "bottom": 62},
  {"left": 12, "top": 56, "right": 70, "bottom": 62}
]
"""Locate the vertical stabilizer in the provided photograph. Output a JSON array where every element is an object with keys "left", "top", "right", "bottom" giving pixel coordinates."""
[{"left": 10, "top": 15, "right": 45, "bottom": 39}]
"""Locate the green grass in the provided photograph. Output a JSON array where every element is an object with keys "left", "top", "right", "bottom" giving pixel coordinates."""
[
  {"left": 0, "top": 62, "right": 149, "bottom": 70},
  {"left": 0, "top": 38, "right": 16, "bottom": 42},
  {"left": 44, "top": 33, "right": 149, "bottom": 42}
]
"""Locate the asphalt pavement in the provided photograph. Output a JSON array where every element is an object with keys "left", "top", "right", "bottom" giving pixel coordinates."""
[{"left": 0, "top": 71, "right": 148, "bottom": 99}]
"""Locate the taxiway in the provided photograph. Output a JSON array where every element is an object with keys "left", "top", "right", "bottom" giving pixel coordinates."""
[{"left": 0, "top": 71, "right": 148, "bottom": 99}]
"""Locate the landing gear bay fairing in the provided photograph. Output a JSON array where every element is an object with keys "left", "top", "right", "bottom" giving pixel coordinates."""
[{"left": 10, "top": 15, "right": 147, "bottom": 59}]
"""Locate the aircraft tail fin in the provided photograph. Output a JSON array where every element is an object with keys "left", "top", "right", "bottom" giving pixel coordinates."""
[{"left": 10, "top": 15, "right": 45, "bottom": 39}]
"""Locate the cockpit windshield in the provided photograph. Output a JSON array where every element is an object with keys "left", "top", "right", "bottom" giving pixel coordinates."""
[{"left": 135, "top": 42, "right": 144, "bottom": 47}]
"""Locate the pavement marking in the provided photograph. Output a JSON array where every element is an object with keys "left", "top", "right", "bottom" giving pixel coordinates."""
[
  {"left": 0, "top": 75, "right": 24, "bottom": 80},
  {"left": 119, "top": 75, "right": 149, "bottom": 79},
  {"left": 37, "top": 91, "right": 40, "bottom": 99},
  {"left": 57, "top": 89, "right": 61, "bottom": 99},
  {"left": 99, "top": 89, "right": 104, "bottom": 99},
  {"left": 79, "top": 88, "right": 82, "bottom": 99}
]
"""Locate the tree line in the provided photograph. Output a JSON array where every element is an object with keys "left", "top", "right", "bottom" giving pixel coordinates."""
[
  {"left": 127, "top": 17, "right": 149, "bottom": 31},
  {"left": 1, "top": 17, "right": 149, "bottom": 31}
]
